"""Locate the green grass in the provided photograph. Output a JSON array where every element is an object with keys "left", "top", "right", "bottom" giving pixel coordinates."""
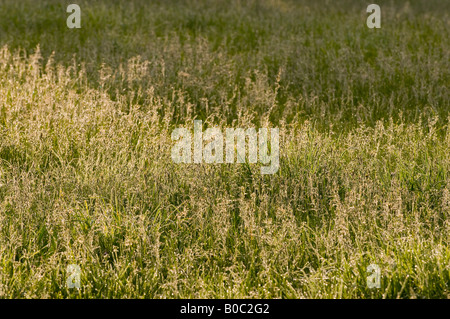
[{"left": 0, "top": 0, "right": 448, "bottom": 298}]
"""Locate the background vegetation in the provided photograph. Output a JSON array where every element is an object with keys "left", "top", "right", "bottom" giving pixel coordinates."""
[{"left": 0, "top": 0, "right": 448, "bottom": 298}]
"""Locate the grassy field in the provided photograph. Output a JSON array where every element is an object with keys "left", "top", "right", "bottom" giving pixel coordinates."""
[{"left": 0, "top": 0, "right": 448, "bottom": 298}]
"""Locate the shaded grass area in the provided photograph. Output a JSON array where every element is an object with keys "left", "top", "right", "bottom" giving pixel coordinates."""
[{"left": 0, "top": 0, "right": 448, "bottom": 298}]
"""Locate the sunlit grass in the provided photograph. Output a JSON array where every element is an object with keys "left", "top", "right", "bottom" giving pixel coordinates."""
[{"left": 0, "top": 0, "right": 448, "bottom": 298}]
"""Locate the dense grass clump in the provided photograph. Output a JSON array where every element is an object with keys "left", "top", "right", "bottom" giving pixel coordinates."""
[{"left": 0, "top": 0, "right": 448, "bottom": 298}]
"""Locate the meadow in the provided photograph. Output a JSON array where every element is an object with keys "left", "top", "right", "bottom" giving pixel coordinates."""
[{"left": 0, "top": 0, "right": 448, "bottom": 298}]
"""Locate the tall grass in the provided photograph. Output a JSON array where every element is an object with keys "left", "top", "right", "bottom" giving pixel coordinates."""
[
  {"left": 0, "top": 0, "right": 448, "bottom": 298},
  {"left": 1, "top": 0, "right": 448, "bottom": 129}
]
